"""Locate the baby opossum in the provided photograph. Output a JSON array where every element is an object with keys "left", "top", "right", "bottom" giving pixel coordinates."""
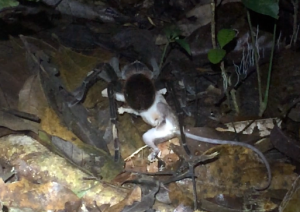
[{"left": 102, "top": 61, "right": 271, "bottom": 190}]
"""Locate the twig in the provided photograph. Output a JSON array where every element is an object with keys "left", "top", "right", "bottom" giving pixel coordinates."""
[
  {"left": 159, "top": 40, "right": 169, "bottom": 69},
  {"left": 210, "top": 1, "right": 216, "bottom": 48},
  {"left": 261, "top": 23, "right": 277, "bottom": 116},
  {"left": 246, "top": 10, "right": 263, "bottom": 115},
  {"left": 292, "top": 0, "right": 299, "bottom": 45}
]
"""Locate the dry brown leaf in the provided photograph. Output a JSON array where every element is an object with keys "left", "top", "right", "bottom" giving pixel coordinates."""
[
  {"left": 216, "top": 118, "right": 282, "bottom": 136},
  {"left": 177, "top": 4, "right": 212, "bottom": 37},
  {"left": 105, "top": 186, "right": 142, "bottom": 212},
  {"left": 147, "top": 160, "right": 159, "bottom": 173},
  {"left": 0, "top": 38, "right": 31, "bottom": 109},
  {"left": 52, "top": 46, "right": 105, "bottom": 91},
  {"left": 18, "top": 74, "right": 48, "bottom": 118},
  {"left": 124, "top": 158, "right": 148, "bottom": 173},
  {"left": 162, "top": 153, "right": 180, "bottom": 168},
  {"left": 0, "top": 38, "right": 42, "bottom": 133},
  {"left": 42, "top": 0, "right": 118, "bottom": 22},
  {"left": 0, "top": 135, "right": 128, "bottom": 208},
  {"left": 0, "top": 178, "right": 79, "bottom": 210},
  {"left": 0, "top": 110, "right": 39, "bottom": 133},
  {"left": 40, "top": 107, "right": 123, "bottom": 181},
  {"left": 280, "top": 174, "right": 300, "bottom": 212},
  {"left": 112, "top": 171, "right": 137, "bottom": 185},
  {"left": 41, "top": 107, "right": 81, "bottom": 142},
  {"left": 182, "top": 147, "right": 298, "bottom": 199},
  {"left": 168, "top": 183, "right": 194, "bottom": 208}
]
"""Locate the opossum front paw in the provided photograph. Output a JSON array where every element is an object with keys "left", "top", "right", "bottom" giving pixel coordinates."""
[
  {"left": 153, "top": 117, "right": 165, "bottom": 127},
  {"left": 118, "top": 107, "right": 125, "bottom": 114},
  {"left": 101, "top": 88, "right": 108, "bottom": 97}
]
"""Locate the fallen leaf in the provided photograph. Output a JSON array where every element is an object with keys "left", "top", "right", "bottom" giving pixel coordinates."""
[
  {"left": 280, "top": 174, "right": 300, "bottom": 212},
  {"left": 0, "top": 134, "right": 128, "bottom": 208},
  {"left": 0, "top": 178, "right": 79, "bottom": 210},
  {"left": 105, "top": 186, "right": 141, "bottom": 212}
]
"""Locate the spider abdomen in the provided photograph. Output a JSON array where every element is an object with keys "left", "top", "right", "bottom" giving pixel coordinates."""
[{"left": 124, "top": 74, "right": 155, "bottom": 111}]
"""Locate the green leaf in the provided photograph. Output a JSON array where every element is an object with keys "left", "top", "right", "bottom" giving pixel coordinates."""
[
  {"left": 217, "top": 29, "right": 236, "bottom": 49},
  {"left": 164, "top": 25, "right": 181, "bottom": 41},
  {"left": 208, "top": 49, "right": 226, "bottom": 64},
  {"left": 242, "top": 0, "right": 279, "bottom": 19},
  {"left": 175, "top": 39, "right": 191, "bottom": 55},
  {"left": 0, "top": 0, "right": 19, "bottom": 9}
]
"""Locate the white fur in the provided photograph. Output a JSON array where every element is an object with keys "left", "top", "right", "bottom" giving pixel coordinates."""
[
  {"left": 139, "top": 91, "right": 167, "bottom": 126},
  {"left": 101, "top": 88, "right": 125, "bottom": 102},
  {"left": 142, "top": 118, "right": 176, "bottom": 150},
  {"left": 102, "top": 87, "right": 177, "bottom": 160}
]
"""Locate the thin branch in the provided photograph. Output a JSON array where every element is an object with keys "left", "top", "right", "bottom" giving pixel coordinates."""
[
  {"left": 247, "top": 10, "right": 263, "bottom": 106},
  {"left": 260, "top": 23, "right": 277, "bottom": 116},
  {"left": 292, "top": 0, "right": 299, "bottom": 45},
  {"left": 211, "top": 0, "right": 217, "bottom": 48}
]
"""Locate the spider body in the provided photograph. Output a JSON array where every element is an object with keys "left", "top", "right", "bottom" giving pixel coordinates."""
[{"left": 124, "top": 73, "right": 155, "bottom": 111}]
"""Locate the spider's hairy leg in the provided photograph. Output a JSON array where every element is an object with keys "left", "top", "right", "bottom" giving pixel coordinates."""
[
  {"left": 178, "top": 78, "right": 192, "bottom": 116},
  {"left": 150, "top": 58, "right": 160, "bottom": 79},
  {"left": 167, "top": 81, "right": 198, "bottom": 209},
  {"left": 68, "top": 68, "right": 104, "bottom": 106},
  {"left": 69, "top": 63, "right": 117, "bottom": 106},
  {"left": 109, "top": 57, "right": 122, "bottom": 78},
  {"left": 97, "top": 62, "right": 119, "bottom": 83},
  {"left": 107, "top": 82, "right": 121, "bottom": 162},
  {"left": 118, "top": 107, "right": 139, "bottom": 115},
  {"left": 166, "top": 82, "right": 191, "bottom": 156},
  {"left": 101, "top": 88, "right": 125, "bottom": 102},
  {"left": 157, "top": 88, "right": 167, "bottom": 95}
]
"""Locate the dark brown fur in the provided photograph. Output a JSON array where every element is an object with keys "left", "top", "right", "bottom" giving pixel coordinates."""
[{"left": 124, "top": 74, "right": 155, "bottom": 111}]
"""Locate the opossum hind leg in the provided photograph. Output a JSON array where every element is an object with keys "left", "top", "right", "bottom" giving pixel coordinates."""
[{"left": 143, "top": 127, "right": 174, "bottom": 161}]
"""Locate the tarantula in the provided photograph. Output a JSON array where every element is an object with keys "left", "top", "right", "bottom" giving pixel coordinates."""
[
  {"left": 100, "top": 58, "right": 188, "bottom": 161},
  {"left": 70, "top": 57, "right": 271, "bottom": 190},
  {"left": 69, "top": 57, "right": 189, "bottom": 160}
]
